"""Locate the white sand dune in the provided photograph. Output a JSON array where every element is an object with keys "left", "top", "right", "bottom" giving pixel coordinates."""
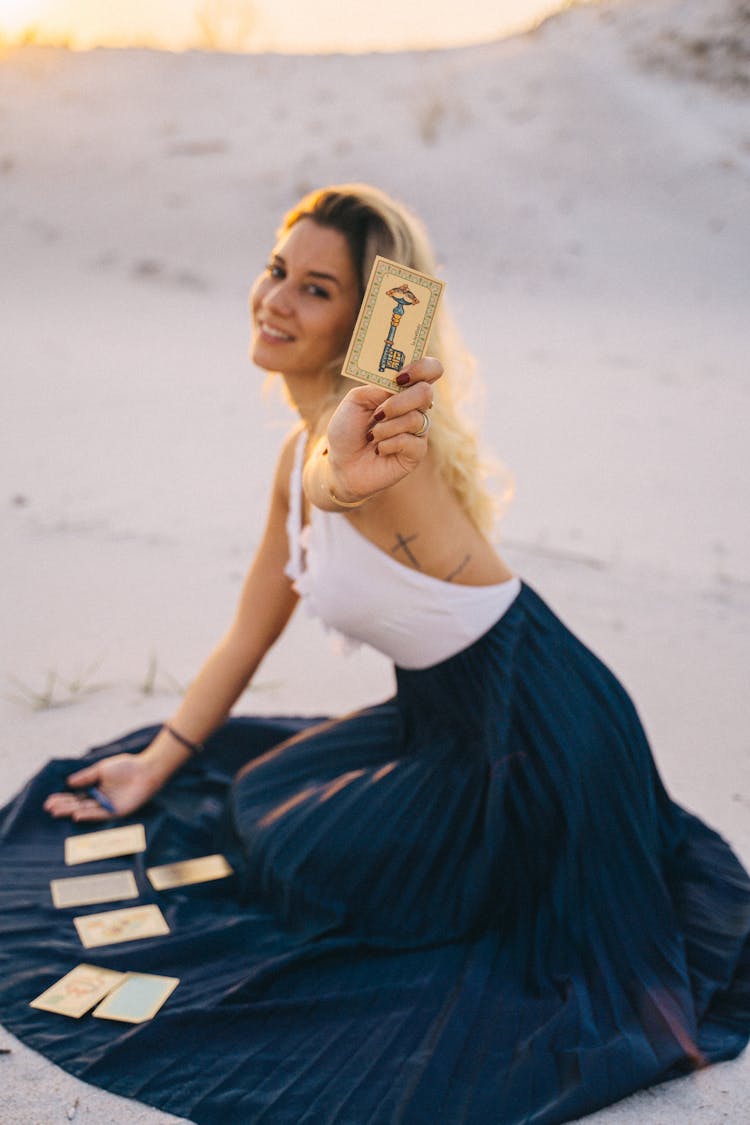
[{"left": 1, "top": 0, "right": 749, "bottom": 1120}]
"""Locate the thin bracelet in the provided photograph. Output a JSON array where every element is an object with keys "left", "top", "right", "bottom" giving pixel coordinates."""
[
  {"left": 163, "top": 723, "right": 204, "bottom": 755},
  {"left": 320, "top": 445, "right": 372, "bottom": 509},
  {"left": 328, "top": 488, "right": 371, "bottom": 509}
]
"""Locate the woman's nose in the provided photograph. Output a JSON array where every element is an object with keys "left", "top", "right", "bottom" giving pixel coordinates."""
[{"left": 263, "top": 278, "right": 293, "bottom": 317}]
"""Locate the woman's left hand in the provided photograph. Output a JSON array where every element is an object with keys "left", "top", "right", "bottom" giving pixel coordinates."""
[{"left": 324, "top": 356, "right": 442, "bottom": 502}]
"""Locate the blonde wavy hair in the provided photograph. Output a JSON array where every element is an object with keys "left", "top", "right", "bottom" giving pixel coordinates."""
[{"left": 280, "top": 183, "right": 510, "bottom": 534}]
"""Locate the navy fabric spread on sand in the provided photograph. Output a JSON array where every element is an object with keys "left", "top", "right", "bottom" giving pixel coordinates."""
[{"left": 1, "top": 583, "right": 749, "bottom": 1124}]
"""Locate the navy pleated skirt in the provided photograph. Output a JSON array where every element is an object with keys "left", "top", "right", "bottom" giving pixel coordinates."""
[{"left": 1, "top": 582, "right": 749, "bottom": 1123}]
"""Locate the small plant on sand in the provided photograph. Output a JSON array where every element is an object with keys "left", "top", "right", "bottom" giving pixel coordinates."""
[
  {"left": 7, "top": 660, "right": 108, "bottom": 711},
  {"left": 138, "top": 652, "right": 186, "bottom": 697}
]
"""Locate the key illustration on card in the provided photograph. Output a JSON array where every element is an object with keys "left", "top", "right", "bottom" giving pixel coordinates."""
[
  {"left": 342, "top": 256, "right": 444, "bottom": 392},
  {"left": 92, "top": 972, "right": 179, "bottom": 1024},
  {"left": 379, "top": 283, "right": 420, "bottom": 373},
  {"left": 30, "top": 964, "right": 126, "bottom": 1019},
  {"left": 64, "top": 823, "right": 146, "bottom": 866},
  {"left": 51, "top": 869, "right": 139, "bottom": 909},
  {"left": 146, "top": 853, "right": 234, "bottom": 891},
  {"left": 74, "top": 904, "right": 169, "bottom": 948}
]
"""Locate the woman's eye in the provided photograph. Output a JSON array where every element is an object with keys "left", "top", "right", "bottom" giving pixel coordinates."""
[
  {"left": 266, "top": 263, "right": 285, "bottom": 279},
  {"left": 306, "top": 285, "right": 330, "bottom": 299}
]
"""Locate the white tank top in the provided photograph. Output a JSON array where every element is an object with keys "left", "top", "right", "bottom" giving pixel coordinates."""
[{"left": 285, "top": 432, "right": 521, "bottom": 670}]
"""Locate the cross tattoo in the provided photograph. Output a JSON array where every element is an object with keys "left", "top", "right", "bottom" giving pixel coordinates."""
[{"left": 391, "top": 532, "right": 421, "bottom": 569}]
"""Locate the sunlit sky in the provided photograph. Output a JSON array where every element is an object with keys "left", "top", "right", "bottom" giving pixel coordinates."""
[{"left": 0, "top": 0, "right": 584, "bottom": 53}]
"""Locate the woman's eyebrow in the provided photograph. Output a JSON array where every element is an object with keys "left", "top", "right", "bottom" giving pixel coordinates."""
[
  {"left": 307, "top": 270, "right": 341, "bottom": 288},
  {"left": 272, "top": 253, "right": 342, "bottom": 289}
]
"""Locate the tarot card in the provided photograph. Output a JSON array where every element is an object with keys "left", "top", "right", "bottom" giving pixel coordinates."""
[
  {"left": 146, "top": 853, "right": 234, "bottom": 891},
  {"left": 342, "top": 256, "right": 444, "bottom": 392},
  {"left": 73, "top": 904, "right": 169, "bottom": 949},
  {"left": 30, "top": 963, "right": 126, "bottom": 1019},
  {"left": 92, "top": 972, "right": 179, "bottom": 1024},
  {"left": 64, "top": 823, "right": 146, "bottom": 866},
  {"left": 51, "top": 869, "right": 139, "bottom": 909}
]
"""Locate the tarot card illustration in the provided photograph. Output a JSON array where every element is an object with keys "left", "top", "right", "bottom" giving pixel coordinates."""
[
  {"left": 74, "top": 904, "right": 169, "bottom": 948},
  {"left": 342, "top": 256, "right": 444, "bottom": 392}
]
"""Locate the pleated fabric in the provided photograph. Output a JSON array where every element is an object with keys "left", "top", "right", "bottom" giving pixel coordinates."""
[{"left": 1, "top": 582, "right": 749, "bottom": 1124}]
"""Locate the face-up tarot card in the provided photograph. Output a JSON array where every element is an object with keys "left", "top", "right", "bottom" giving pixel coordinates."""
[
  {"left": 342, "top": 256, "right": 444, "bottom": 393},
  {"left": 73, "top": 904, "right": 169, "bottom": 949},
  {"left": 30, "top": 964, "right": 126, "bottom": 1019}
]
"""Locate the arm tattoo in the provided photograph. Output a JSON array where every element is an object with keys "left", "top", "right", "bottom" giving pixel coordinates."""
[
  {"left": 445, "top": 554, "right": 471, "bottom": 582},
  {"left": 390, "top": 532, "right": 421, "bottom": 569}
]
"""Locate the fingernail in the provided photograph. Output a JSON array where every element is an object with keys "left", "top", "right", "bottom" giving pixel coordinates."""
[
  {"left": 374, "top": 445, "right": 380, "bottom": 456},
  {"left": 366, "top": 431, "right": 374, "bottom": 443},
  {"left": 373, "top": 411, "right": 385, "bottom": 422},
  {"left": 396, "top": 373, "right": 411, "bottom": 386}
]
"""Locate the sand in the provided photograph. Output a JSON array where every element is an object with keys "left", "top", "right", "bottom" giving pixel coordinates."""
[{"left": 1, "top": 0, "right": 749, "bottom": 1119}]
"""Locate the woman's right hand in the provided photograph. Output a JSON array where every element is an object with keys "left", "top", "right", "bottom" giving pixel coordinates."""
[
  {"left": 322, "top": 356, "right": 443, "bottom": 503},
  {"left": 43, "top": 753, "right": 163, "bottom": 823}
]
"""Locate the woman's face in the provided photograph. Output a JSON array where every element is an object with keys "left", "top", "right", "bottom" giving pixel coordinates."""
[{"left": 250, "top": 218, "right": 360, "bottom": 380}]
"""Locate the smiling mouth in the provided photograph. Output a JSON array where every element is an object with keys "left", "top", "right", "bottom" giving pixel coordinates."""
[{"left": 259, "top": 323, "right": 294, "bottom": 342}]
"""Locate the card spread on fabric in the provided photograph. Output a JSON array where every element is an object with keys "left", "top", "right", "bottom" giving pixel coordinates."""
[
  {"left": 51, "top": 869, "right": 139, "bottom": 909},
  {"left": 30, "top": 964, "right": 126, "bottom": 1019},
  {"left": 73, "top": 904, "right": 169, "bottom": 948},
  {"left": 146, "top": 853, "right": 233, "bottom": 890},
  {"left": 92, "top": 972, "right": 179, "bottom": 1024},
  {"left": 64, "top": 823, "right": 146, "bottom": 866},
  {"left": 342, "top": 256, "right": 444, "bottom": 392}
]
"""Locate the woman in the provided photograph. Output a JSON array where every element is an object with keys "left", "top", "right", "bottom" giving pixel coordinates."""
[{"left": 2, "top": 184, "right": 749, "bottom": 1124}]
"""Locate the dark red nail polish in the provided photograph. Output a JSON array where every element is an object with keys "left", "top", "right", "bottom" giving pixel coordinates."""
[
  {"left": 366, "top": 431, "right": 374, "bottom": 442},
  {"left": 374, "top": 445, "right": 380, "bottom": 456},
  {"left": 396, "top": 372, "right": 411, "bottom": 386},
  {"left": 374, "top": 411, "right": 386, "bottom": 423}
]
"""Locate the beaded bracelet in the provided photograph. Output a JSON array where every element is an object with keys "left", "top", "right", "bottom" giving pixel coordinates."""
[{"left": 163, "top": 723, "right": 204, "bottom": 755}]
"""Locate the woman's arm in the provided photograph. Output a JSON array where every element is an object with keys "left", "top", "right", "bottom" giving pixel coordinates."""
[
  {"left": 139, "top": 434, "right": 301, "bottom": 784},
  {"left": 44, "top": 433, "right": 301, "bottom": 822}
]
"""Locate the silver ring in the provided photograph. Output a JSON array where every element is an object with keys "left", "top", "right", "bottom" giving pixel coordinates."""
[{"left": 414, "top": 410, "right": 430, "bottom": 438}]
